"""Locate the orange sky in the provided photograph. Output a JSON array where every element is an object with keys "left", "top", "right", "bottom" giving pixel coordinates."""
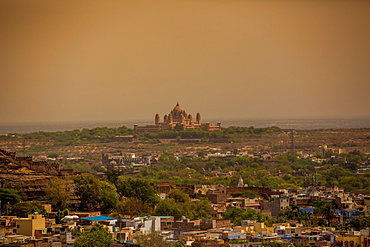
[{"left": 0, "top": 0, "right": 369, "bottom": 123}]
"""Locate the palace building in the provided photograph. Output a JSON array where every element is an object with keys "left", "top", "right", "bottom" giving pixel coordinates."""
[{"left": 134, "top": 103, "right": 221, "bottom": 133}]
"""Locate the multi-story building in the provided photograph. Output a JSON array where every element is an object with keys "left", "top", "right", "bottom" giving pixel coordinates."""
[{"left": 14, "top": 213, "right": 46, "bottom": 236}]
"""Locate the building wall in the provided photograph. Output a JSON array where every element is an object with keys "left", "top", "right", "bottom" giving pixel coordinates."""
[
  {"left": 263, "top": 198, "right": 289, "bottom": 217},
  {"left": 336, "top": 236, "right": 361, "bottom": 246},
  {"left": 15, "top": 213, "right": 46, "bottom": 236},
  {"left": 16, "top": 219, "right": 33, "bottom": 236}
]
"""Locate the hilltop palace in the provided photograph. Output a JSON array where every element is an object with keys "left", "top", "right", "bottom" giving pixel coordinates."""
[{"left": 134, "top": 103, "right": 221, "bottom": 133}]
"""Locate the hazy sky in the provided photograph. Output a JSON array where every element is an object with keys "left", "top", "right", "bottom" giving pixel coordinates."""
[{"left": 1, "top": 0, "right": 369, "bottom": 124}]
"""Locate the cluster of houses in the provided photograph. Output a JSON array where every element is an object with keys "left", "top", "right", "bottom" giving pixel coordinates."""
[
  {"left": 2, "top": 147, "right": 370, "bottom": 246},
  {"left": 2, "top": 182, "right": 370, "bottom": 246}
]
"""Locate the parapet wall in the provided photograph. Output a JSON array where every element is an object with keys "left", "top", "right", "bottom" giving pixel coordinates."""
[
  {"left": 15, "top": 156, "right": 33, "bottom": 162},
  {"left": 0, "top": 149, "right": 16, "bottom": 159},
  {"left": 0, "top": 148, "right": 60, "bottom": 176},
  {"left": 29, "top": 160, "right": 60, "bottom": 175}
]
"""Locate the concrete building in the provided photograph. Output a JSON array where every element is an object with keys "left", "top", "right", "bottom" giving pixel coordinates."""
[
  {"left": 134, "top": 216, "right": 161, "bottom": 234},
  {"left": 263, "top": 197, "right": 290, "bottom": 217},
  {"left": 14, "top": 213, "right": 46, "bottom": 236}
]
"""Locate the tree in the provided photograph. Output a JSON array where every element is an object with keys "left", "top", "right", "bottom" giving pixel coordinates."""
[
  {"left": 56, "top": 208, "right": 70, "bottom": 224},
  {"left": 190, "top": 198, "right": 212, "bottom": 220},
  {"left": 134, "top": 231, "right": 165, "bottom": 247},
  {"left": 105, "top": 169, "right": 121, "bottom": 185},
  {"left": 12, "top": 201, "right": 45, "bottom": 218},
  {"left": 168, "top": 189, "right": 191, "bottom": 204},
  {"left": 153, "top": 199, "right": 182, "bottom": 220},
  {"left": 46, "top": 177, "right": 72, "bottom": 211},
  {"left": 159, "top": 152, "right": 175, "bottom": 162},
  {"left": 116, "top": 178, "right": 159, "bottom": 206},
  {"left": 73, "top": 175, "right": 101, "bottom": 211},
  {"left": 73, "top": 175, "right": 119, "bottom": 212},
  {"left": 74, "top": 223, "right": 114, "bottom": 247},
  {"left": 162, "top": 189, "right": 212, "bottom": 220},
  {"left": 312, "top": 200, "right": 336, "bottom": 226},
  {"left": 339, "top": 176, "right": 363, "bottom": 191},
  {"left": 117, "top": 198, "right": 152, "bottom": 218},
  {"left": 279, "top": 205, "right": 312, "bottom": 225},
  {"left": 325, "top": 167, "right": 352, "bottom": 181},
  {"left": 99, "top": 180, "right": 119, "bottom": 214},
  {"left": 223, "top": 208, "right": 268, "bottom": 226},
  {"left": 345, "top": 216, "right": 370, "bottom": 230},
  {"left": 260, "top": 240, "right": 290, "bottom": 247},
  {"left": 47, "top": 153, "right": 59, "bottom": 158},
  {"left": 0, "top": 188, "right": 21, "bottom": 205}
]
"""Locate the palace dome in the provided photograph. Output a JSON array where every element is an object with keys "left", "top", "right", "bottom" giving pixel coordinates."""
[{"left": 173, "top": 102, "right": 184, "bottom": 113}]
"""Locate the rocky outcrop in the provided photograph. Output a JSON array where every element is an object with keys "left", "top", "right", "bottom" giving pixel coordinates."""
[{"left": 0, "top": 149, "right": 63, "bottom": 200}]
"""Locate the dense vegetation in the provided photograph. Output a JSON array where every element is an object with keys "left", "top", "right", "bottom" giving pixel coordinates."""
[
  {"left": 129, "top": 151, "right": 369, "bottom": 192},
  {"left": 20, "top": 126, "right": 134, "bottom": 145},
  {"left": 2, "top": 125, "right": 282, "bottom": 145},
  {"left": 141, "top": 126, "right": 282, "bottom": 139}
]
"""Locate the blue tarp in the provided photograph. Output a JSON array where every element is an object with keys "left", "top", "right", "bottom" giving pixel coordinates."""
[
  {"left": 300, "top": 207, "right": 314, "bottom": 214},
  {"left": 335, "top": 209, "right": 360, "bottom": 219},
  {"left": 81, "top": 216, "right": 116, "bottom": 221}
]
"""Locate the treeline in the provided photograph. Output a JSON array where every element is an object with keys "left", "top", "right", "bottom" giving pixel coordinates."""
[
  {"left": 7, "top": 125, "right": 282, "bottom": 145},
  {"left": 21, "top": 126, "right": 133, "bottom": 145},
  {"left": 141, "top": 126, "right": 282, "bottom": 139}
]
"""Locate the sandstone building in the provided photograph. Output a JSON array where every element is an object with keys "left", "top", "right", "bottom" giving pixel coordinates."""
[{"left": 134, "top": 102, "right": 221, "bottom": 133}]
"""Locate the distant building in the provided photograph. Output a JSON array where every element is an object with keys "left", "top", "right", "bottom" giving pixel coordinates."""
[
  {"left": 102, "top": 152, "right": 151, "bottom": 171},
  {"left": 134, "top": 102, "right": 221, "bottom": 133}
]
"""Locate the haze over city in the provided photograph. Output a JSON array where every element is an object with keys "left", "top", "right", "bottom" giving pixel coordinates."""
[{"left": 1, "top": 0, "right": 369, "bottom": 124}]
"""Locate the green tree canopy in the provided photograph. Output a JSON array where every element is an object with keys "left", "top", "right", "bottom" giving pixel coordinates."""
[
  {"left": 153, "top": 199, "right": 182, "bottom": 220},
  {"left": 73, "top": 175, "right": 119, "bottom": 213},
  {"left": 105, "top": 169, "right": 121, "bottom": 185},
  {"left": 12, "top": 201, "right": 45, "bottom": 218},
  {"left": 223, "top": 208, "right": 268, "bottom": 226},
  {"left": 117, "top": 198, "right": 152, "bottom": 218},
  {"left": 116, "top": 177, "right": 159, "bottom": 206},
  {"left": 345, "top": 216, "right": 370, "bottom": 231},
  {"left": 46, "top": 177, "right": 72, "bottom": 211},
  {"left": 74, "top": 223, "right": 114, "bottom": 247},
  {"left": 168, "top": 189, "right": 191, "bottom": 204},
  {"left": 99, "top": 180, "right": 119, "bottom": 214},
  {"left": 190, "top": 198, "right": 212, "bottom": 220},
  {"left": 0, "top": 188, "right": 21, "bottom": 205},
  {"left": 73, "top": 175, "right": 102, "bottom": 211},
  {"left": 312, "top": 200, "right": 336, "bottom": 226},
  {"left": 279, "top": 205, "right": 312, "bottom": 225}
]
